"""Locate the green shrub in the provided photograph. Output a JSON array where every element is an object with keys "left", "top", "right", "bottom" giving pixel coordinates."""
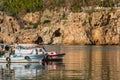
[{"left": 0, "top": 0, "right": 43, "bottom": 16}]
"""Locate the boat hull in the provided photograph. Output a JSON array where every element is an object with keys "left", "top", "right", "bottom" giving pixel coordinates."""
[
  {"left": 0, "top": 54, "right": 46, "bottom": 63},
  {"left": 47, "top": 53, "right": 65, "bottom": 61}
]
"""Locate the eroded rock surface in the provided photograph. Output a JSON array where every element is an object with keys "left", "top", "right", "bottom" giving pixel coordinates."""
[{"left": 0, "top": 9, "right": 120, "bottom": 45}]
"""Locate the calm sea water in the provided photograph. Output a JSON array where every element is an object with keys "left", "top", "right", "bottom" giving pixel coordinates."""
[{"left": 0, "top": 45, "right": 120, "bottom": 80}]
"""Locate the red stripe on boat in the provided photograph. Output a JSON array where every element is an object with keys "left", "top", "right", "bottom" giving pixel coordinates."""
[{"left": 48, "top": 53, "right": 65, "bottom": 57}]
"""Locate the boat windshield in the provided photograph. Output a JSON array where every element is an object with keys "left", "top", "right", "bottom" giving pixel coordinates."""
[{"left": 16, "top": 46, "right": 28, "bottom": 49}]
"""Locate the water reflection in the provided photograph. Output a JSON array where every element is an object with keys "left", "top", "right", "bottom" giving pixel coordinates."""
[
  {"left": 47, "top": 61, "right": 65, "bottom": 70},
  {"left": 0, "top": 63, "right": 45, "bottom": 80},
  {"left": 0, "top": 61, "right": 65, "bottom": 80},
  {"left": 61, "top": 45, "right": 120, "bottom": 80},
  {"left": 0, "top": 45, "right": 120, "bottom": 80}
]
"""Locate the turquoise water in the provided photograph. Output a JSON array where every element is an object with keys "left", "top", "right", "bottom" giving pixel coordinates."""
[{"left": 0, "top": 45, "right": 120, "bottom": 80}]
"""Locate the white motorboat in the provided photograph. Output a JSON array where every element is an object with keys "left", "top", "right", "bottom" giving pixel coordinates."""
[
  {"left": 14, "top": 45, "right": 65, "bottom": 61},
  {"left": 0, "top": 44, "right": 65, "bottom": 63},
  {"left": 0, "top": 44, "right": 47, "bottom": 63}
]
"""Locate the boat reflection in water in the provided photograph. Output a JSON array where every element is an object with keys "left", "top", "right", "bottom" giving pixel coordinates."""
[
  {"left": 0, "top": 63, "right": 45, "bottom": 80},
  {"left": 0, "top": 61, "right": 65, "bottom": 80},
  {"left": 46, "top": 61, "right": 65, "bottom": 70}
]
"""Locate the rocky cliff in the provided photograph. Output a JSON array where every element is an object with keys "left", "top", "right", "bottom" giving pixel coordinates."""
[{"left": 0, "top": 8, "right": 120, "bottom": 45}]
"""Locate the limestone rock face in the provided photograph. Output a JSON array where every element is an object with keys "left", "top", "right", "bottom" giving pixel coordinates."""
[
  {"left": 22, "top": 12, "right": 40, "bottom": 24},
  {"left": 61, "top": 23, "right": 91, "bottom": 45},
  {"left": 91, "top": 10, "right": 120, "bottom": 45},
  {"left": 0, "top": 9, "right": 120, "bottom": 45},
  {"left": 0, "top": 12, "right": 20, "bottom": 43},
  {"left": 15, "top": 29, "right": 38, "bottom": 43},
  {"left": 92, "top": 27, "right": 105, "bottom": 44}
]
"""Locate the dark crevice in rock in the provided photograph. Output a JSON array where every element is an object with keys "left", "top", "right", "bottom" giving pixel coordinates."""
[
  {"left": 52, "top": 28, "right": 61, "bottom": 37},
  {"left": 35, "top": 36, "right": 43, "bottom": 44},
  {"left": 48, "top": 28, "right": 61, "bottom": 44}
]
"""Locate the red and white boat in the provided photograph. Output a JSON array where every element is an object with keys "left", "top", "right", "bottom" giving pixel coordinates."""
[{"left": 46, "top": 51, "right": 65, "bottom": 61}]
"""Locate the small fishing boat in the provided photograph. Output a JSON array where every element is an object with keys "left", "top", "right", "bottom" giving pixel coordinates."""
[
  {"left": 14, "top": 45, "right": 65, "bottom": 61},
  {"left": 15, "top": 46, "right": 65, "bottom": 61},
  {"left": 0, "top": 44, "right": 65, "bottom": 62},
  {"left": 39, "top": 47, "right": 65, "bottom": 61},
  {"left": 0, "top": 44, "right": 47, "bottom": 63},
  {"left": 46, "top": 51, "right": 65, "bottom": 61}
]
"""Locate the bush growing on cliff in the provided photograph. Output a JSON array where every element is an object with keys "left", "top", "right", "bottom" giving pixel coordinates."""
[
  {"left": 0, "top": 0, "right": 43, "bottom": 15},
  {"left": 0, "top": 0, "right": 120, "bottom": 16}
]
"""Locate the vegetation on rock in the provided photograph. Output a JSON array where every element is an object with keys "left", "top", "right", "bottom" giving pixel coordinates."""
[
  {"left": 0, "top": 0, "right": 43, "bottom": 15},
  {"left": 0, "top": 0, "right": 120, "bottom": 16}
]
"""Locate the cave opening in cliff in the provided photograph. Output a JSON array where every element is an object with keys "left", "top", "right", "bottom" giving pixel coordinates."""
[
  {"left": 35, "top": 36, "right": 43, "bottom": 44},
  {"left": 52, "top": 28, "right": 61, "bottom": 37}
]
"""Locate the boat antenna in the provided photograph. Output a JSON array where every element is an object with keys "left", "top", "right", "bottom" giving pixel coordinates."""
[{"left": 43, "top": 46, "right": 47, "bottom": 52}]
